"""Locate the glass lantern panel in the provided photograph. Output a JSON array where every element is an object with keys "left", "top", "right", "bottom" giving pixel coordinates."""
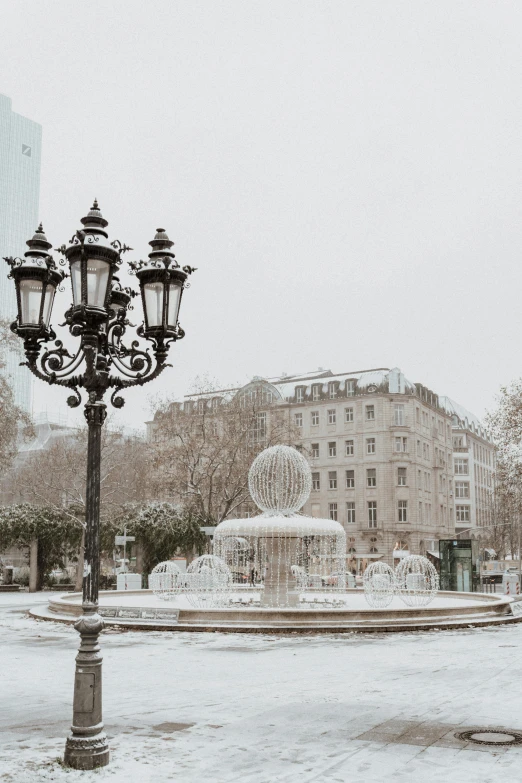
[
  {"left": 19, "top": 279, "right": 43, "bottom": 324},
  {"left": 167, "top": 283, "right": 182, "bottom": 328},
  {"left": 71, "top": 260, "right": 82, "bottom": 305},
  {"left": 143, "top": 282, "right": 163, "bottom": 327},
  {"left": 86, "top": 258, "right": 110, "bottom": 308},
  {"left": 42, "top": 285, "right": 56, "bottom": 327}
]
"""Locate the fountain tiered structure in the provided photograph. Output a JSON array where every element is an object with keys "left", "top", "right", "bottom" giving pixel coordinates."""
[{"left": 213, "top": 445, "right": 346, "bottom": 607}]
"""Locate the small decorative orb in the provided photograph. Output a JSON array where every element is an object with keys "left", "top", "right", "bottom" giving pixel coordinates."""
[
  {"left": 248, "top": 445, "right": 312, "bottom": 515},
  {"left": 222, "top": 536, "right": 250, "bottom": 553},
  {"left": 363, "top": 562, "right": 395, "bottom": 608},
  {"left": 395, "top": 555, "right": 439, "bottom": 607},
  {"left": 149, "top": 561, "right": 181, "bottom": 601},
  {"left": 185, "top": 555, "right": 232, "bottom": 608}
]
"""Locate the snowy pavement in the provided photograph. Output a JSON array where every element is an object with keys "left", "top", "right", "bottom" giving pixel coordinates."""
[{"left": 2, "top": 593, "right": 522, "bottom": 782}]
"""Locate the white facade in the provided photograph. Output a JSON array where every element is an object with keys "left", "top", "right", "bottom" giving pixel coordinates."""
[{"left": 439, "top": 397, "right": 495, "bottom": 537}]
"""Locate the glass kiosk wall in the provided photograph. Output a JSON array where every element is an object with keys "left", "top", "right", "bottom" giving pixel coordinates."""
[{"left": 439, "top": 539, "right": 480, "bottom": 592}]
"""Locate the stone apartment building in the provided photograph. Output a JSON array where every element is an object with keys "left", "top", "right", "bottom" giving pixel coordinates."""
[
  {"left": 439, "top": 397, "right": 495, "bottom": 538},
  {"left": 255, "top": 367, "right": 456, "bottom": 571},
  {"left": 150, "top": 366, "right": 497, "bottom": 569}
]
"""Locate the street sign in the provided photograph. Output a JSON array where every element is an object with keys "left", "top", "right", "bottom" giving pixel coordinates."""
[{"left": 115, "top": 535, "right": 135, "bottom": 545}]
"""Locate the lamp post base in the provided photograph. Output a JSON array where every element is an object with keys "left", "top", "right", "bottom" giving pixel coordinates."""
[
  {"left": 63, "top": 609, "right": 109, "bottom": 770},
  {"left": 64, "top": 732, "right": 110, "bottom": 770}
]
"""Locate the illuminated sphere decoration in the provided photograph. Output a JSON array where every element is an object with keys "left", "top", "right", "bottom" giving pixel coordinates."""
[
  {"left": 185, "top": 555, "right": 232, "bottom": 609},
  {"left": 363, "top": 562, "right": 395, "bottom": 609},
  {"left": 395, "top": 554, "right": 439, "bottom": 607},
  {"left": 149, "top": 561, "right": 182, "bottom": 601},
  {"left": 248, "top": 444, "right": 312, "bottom": 515}
]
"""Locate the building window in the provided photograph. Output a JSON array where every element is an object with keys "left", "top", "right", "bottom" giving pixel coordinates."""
[
  {"left": 311, "top": 443, "right": 319, "bottom": 458},
  {"left": 416, "top": 408, "right": 420, "bottom": 425},
  {"left": 456, "top": 505, "right": 470, "bottom": 522},
  {"left": 327, "top": 409, "right": 336, "bottom": 425},
  {"left": 394, "top": 404, "right": 405, "bottom": 425},
  {"left": 455, "top": 459, "right": 469, "bottom": 475},
  {"left": 418, "top": 501, "right": 423, "bottom": 523},
  {"left": 346, "top": 380, "right": 355, "bottom": 396},
  {"left": 366, "top": 468, "right": 376, "bottom": 487},
  {"left": 345, "top": 439, "right": 354, "bottom": 456},
  {"left": 395, "top": 437, "right": 407, "bottom": 453},
  {"left": 328, "top": 441, "right": 337, "bottom": 457},
  {"left": 345, "top": 470, "right": 355, "bottom": 489},
  {"left": 296, "top": 387, "right": 304, "bottom": 403},
  {"left": 251, "top": 412, "right": 267, "bottom": 443},
  {"left": 366, "top": 438, "right": 376, "bottom": 454},
  {"left": 312, "top": 385, "right": 321, "bottom": 401},
  {"left": 416, "top": 440, "right": 421, "bottom": 456},
  {"left": 398, "top": 467, "right": 407, "bottom": 486},
  {"left": 346, "top": 502, "right": 355, "bottom": 524},
  {"left": 312, "top": 472, "right": 320, "bottom": 491},
  {"left": 328, "top": 471, "right": 337, "bottom": 490},
  {"left": 345, "top": 407, "right": 354, "bottom": 423},
  {"left": 368, "top": 501, "right": 377, "bottom": 528},
  {"left": 311, "top": 411, "right": 319, "bottom": 426},
  {"left": 294, "top": 413, "right": 303, "bottom": 427},
  {"left": 329, "top": 502, "right": 338, "bottom": 521},
  {"left": 455, "top": 481, "right": 470, "bottom": 499},
  {"left": 398, "top": 500, "right": 408, "bottom": 522},
  {"left": 366, "top": 404, "right": 375, "bottom": 420},
  {"left": 328, "top": 382, "right": 337, "bottom": 399}
]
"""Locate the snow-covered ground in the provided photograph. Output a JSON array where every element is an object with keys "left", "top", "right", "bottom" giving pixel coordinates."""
[{"left": 2, "top": 592, "right": 522, "bottom": 782}]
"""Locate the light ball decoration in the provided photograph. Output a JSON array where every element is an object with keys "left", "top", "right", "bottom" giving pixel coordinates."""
[
  {"left": 363, "top": 562, "right": 395, "bottom": 608},
  {"left": 248, "top": 445, "right": 312, "bottom": 516},
  {"left": 395, "top": 555, "right": 439, "bottom": 607},
  {"left": 148, "top": 561, "right": 182, "bottom": 601},
  {"left": 184, "top": 555, "right": 232, "bottom": 609}
]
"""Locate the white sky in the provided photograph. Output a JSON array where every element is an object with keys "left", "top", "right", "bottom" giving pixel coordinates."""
[{"left": 2, "top": 1, "right": 522, "bottom": 428}]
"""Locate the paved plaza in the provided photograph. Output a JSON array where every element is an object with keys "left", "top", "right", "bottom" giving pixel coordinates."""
[{"left": 2, "top": 592, "right": 522, "bottom": 782}]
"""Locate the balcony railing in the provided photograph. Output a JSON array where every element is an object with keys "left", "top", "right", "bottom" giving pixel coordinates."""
[{"left": 391, "top": 417, "right": 409, "bottom": 427}]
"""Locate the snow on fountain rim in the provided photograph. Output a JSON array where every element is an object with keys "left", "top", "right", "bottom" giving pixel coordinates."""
[{"left": 214, "top": 513, "right": 345, "bottom": 536}]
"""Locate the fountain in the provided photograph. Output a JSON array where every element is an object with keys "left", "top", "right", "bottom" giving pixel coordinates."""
[{"left": 213, "top": 445, "right": 346, "bottom": 607}]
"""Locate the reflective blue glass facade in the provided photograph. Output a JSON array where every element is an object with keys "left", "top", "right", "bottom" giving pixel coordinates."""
[{"left": 0, "top": 94, "right": 42, "bottom": 412}]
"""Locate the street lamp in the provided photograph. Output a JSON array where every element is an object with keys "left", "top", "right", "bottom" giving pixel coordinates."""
[{"left": 4, "top": 201, "right": 195, "bottom": 770}]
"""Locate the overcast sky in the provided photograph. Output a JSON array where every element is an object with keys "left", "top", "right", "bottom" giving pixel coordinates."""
[{"left": 2, "top": 1, "right": 522, "bottom": 429}]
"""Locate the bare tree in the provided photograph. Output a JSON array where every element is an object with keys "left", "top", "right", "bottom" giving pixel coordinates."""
[
  {"left": 148, "top": 380, "right": 299, "bottom": 525},
  {"left": 486, "top": 379, "right": 522, "bottom": 562}
]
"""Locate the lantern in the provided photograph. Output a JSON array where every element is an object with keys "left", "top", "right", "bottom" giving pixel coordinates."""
[
  {"left": 65, "top": 200, "right": 120, "bottom": 321},
  {"left": 131, "top": 228, "right": 188, "bottom": 337},
  {"left": 4, "top": 224, "right": 64, "bottom": 336}
]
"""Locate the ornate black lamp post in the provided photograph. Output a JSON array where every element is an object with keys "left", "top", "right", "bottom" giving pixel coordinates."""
[{"left": 4, "top": 201, "right": 195, "bottom": 770}]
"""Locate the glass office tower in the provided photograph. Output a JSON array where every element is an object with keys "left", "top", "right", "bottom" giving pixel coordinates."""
[{"left": 0, "top": 94, "right": 42, "bottom": 412}]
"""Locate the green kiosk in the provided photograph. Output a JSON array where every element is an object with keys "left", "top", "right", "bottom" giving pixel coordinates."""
[{"left": 439, "top": 539, "right": 480, "bottom": 592}]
